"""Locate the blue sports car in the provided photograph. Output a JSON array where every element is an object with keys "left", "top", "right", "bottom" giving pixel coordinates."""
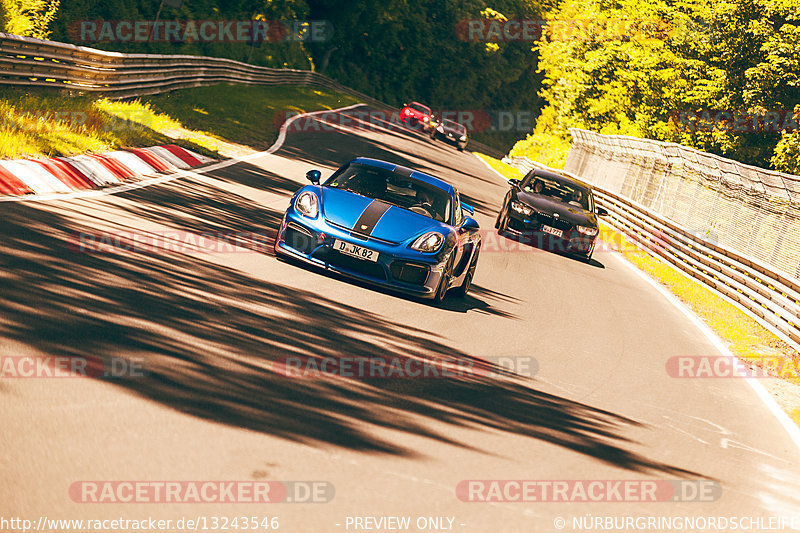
[{"left": 274, "top": 158, "right": 482, "bottom": 302}]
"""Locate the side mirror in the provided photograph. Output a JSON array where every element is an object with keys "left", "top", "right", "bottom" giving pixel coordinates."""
[
  {"left": 596, "top": 206, "right": 608, "bottom": 217},
  {"left": 508, "top": 178, "right": 521, "bottom": 189},
  {"left": 306, "top": 170, "right": 322, "bottom": 184},
  {"left": 461, "top": 216, "right": 479, "bottom": 232},
  {"left": 461, "top": 202, "right": 475, "bottom": 216}
]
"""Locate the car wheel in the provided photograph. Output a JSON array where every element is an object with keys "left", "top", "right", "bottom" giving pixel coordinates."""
[
  {"left": 433, "top": 253, "right": 454, "bottom": 303},
  {"left": 453, "top": 243, "right": 480, "bottom": 298}
]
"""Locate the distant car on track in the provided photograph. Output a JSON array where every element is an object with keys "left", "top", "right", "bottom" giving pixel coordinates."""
[
  {"left": 399, "top": 102, "right": 435, "bottom": 133},
  {"left": 274, "top": 158, "right": 482, "bottom": 302},
  {"left": 495, "top": 168, "right": 608, "bottom": 261},
  {"left": 431, "top": 118, "right": 468, "bottom": 151}
]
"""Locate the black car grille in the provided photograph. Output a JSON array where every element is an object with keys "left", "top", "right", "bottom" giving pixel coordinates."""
[
  {"left": 390, "top": 261, "right": 430, "bottom": 285},
  {"left": 284, "top": 225, "right": 316, "bottom": 254},
  {"left": 324, "top": 250, "right": 387, "bottom": 281},
  {"left": 535, "top": 213, "right": 573, "bottom": 231}
]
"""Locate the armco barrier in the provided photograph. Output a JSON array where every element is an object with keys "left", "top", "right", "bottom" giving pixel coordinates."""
[
  {"left": 503, "top": 156, "right": 800, "bottom": 354},
  {"left": 0, "top": 32, "right": 386, "bottom": 105}
]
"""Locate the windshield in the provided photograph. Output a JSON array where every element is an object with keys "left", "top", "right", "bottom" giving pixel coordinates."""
[
  {"left": 325, "top": 164, "right": 452, "bottom": 223},
  {"left": 409, "top": 103, "right": 430, "bottom": 115},
  {"left": 442, "top": 120, "right": 466, "bottom": 134},
  {"left": 522, "top": 173, "right": 593, "bottom": 212}
]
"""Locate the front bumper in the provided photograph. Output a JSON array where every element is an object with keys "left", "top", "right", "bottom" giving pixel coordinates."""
[
  {"left": 504, "top": 210, "right": 596, "bottom": 256},
  {"left": 275, "top": 211, "right": 448, "bottom": 298},
  {"left": 400, "top": 115, "right": 434, "bottom": 133},
  {"left": 433, "top": 132, "right": 467, "bottom": 149}
]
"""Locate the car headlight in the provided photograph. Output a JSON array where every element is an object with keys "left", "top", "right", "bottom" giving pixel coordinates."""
[
  {"left": 510, "top": 201, "right": 533, "bottom": 216},
  {"left": 423, "top": 116, "right": 429, "bottom": 122},
  {"left": 576, "top": 225, "right": 598, "bottom": 236},
  {"left": 295, "top": 191, "right": 319, "bottom": 218},
  {"left": 459, "top": 135, "right": 467, "bottom": 141},
  {"left": 437, "top": 125, "right": 444, "bottom": 133},
  {"left": 411, "top": 232, "right": 445, "bottom": 253}
]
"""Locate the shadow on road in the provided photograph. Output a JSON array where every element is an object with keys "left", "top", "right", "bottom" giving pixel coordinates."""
[{"left": 0, "top": 193, "right": 694, "bottom": 475}]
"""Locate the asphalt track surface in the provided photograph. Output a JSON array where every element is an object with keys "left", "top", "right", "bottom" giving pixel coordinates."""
[{"left": 2, "top": 105, "right": 800, "bottom": 532}]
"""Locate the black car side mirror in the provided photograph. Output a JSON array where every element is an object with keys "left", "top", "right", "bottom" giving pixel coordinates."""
[
  {"left": 461, "top": 216, "right": 479, "bottom": 232},
  {"left": 596, "top": 206, "right": 608, "bottom": 217},
  {"left": 508, "top": 178, "right": 521, "bottom": 188},
  {"left": 307, "top": 170, "right": 322, "bottom": 184}
]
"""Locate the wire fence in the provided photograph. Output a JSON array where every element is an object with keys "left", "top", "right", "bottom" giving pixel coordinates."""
[{"left": 565, "top": 128, "right": 800, "bottom": 280}]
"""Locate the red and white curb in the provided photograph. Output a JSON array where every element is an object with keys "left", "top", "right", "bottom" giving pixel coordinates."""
[{"left": 0, "top": 145, "right": 213, "bottom": 198}]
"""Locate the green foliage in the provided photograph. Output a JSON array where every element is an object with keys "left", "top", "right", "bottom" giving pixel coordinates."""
[
  {"left": 2, "top": 1, "right": 546, "bottom": 154},
  {"left": 1, "top": 0, "right": 60, "bottom": 38},
  {"left": 46, "top": 0, "right": 314, "bottom": 69},
  {"left": 772, "top": 127, "right": 800, "bottom": 175},
  {"left": 523, "top": 0, "right": 800, "bottom": 171},
  {"left": 305, "top": 0, "right": 545, "bottom": 114}
]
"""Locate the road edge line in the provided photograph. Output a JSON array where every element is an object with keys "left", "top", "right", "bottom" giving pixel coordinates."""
[
  {"left": 612, "top": 251, "right": 800, "bottom": 452},
  {"left": 475, "top": 152, "right": 800, "bottom": 452}
]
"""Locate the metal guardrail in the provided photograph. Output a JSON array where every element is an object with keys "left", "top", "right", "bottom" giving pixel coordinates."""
[
  {"left": 566, "top": 128, "right": 800, "bottom": 281},
  {"left": 504, "top": 156, "right": 800, "bottom": 354},
  {"left": 0, "top": 32, "right": 388, "bottom": 105}
]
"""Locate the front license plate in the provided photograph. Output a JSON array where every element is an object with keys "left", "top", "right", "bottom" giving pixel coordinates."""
[
  {"left": 334, "top": 240, "right": 379, "bottom": 262},
  {"left": 541, "top": 225, "right": 563, "bottom": 238}
]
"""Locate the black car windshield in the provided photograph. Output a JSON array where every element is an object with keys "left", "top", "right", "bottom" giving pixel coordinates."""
[
  {"left": 442, "top": 120, "right": 466, "bottom": 134},
  {"left": 325, "top": 164, "right": 452, "bottom": 223},
  {"left": 522, "top": 173, "right": 593, "bottom": 211},
  {"left": 409, "top": 103, "right": 430, "bottom": 115}
]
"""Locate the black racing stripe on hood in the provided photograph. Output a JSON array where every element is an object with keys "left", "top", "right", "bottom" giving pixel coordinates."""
[{"left": 350, "top": 200, "right": 392, "bottom": 240}]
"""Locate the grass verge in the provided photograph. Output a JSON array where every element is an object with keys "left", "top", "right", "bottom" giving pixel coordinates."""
[
  {"left": 475, "top": 152, "right": 800, "bottom": 419},
  {"left": 0, "top": 84, "right": 361, "bottom": 160}
]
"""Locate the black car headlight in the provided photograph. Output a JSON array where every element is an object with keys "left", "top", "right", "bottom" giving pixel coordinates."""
[
  {"left": 510, "top": 201, "right": 533, "bottom": 216},
  {"left": 411, "top": 232, "right": 444, "bottom": 253},
  {"left": 295, "top": 191, "right": 319, "bottom": 218},
  {"left": 576, "top": 225, "right": 598, "bottom": 236}
]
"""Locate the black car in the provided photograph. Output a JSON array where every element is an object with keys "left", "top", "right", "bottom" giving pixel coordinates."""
[
  {"left": 431, "top": 118, "right": 468, "bottom": 151},
  {"left": 495, "top": 168, "right": 608, "bottom": 261}
]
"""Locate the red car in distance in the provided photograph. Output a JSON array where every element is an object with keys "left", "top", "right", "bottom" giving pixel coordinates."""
[{"left": 399, "top": 101, "right": 435, "bottom": 133}]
